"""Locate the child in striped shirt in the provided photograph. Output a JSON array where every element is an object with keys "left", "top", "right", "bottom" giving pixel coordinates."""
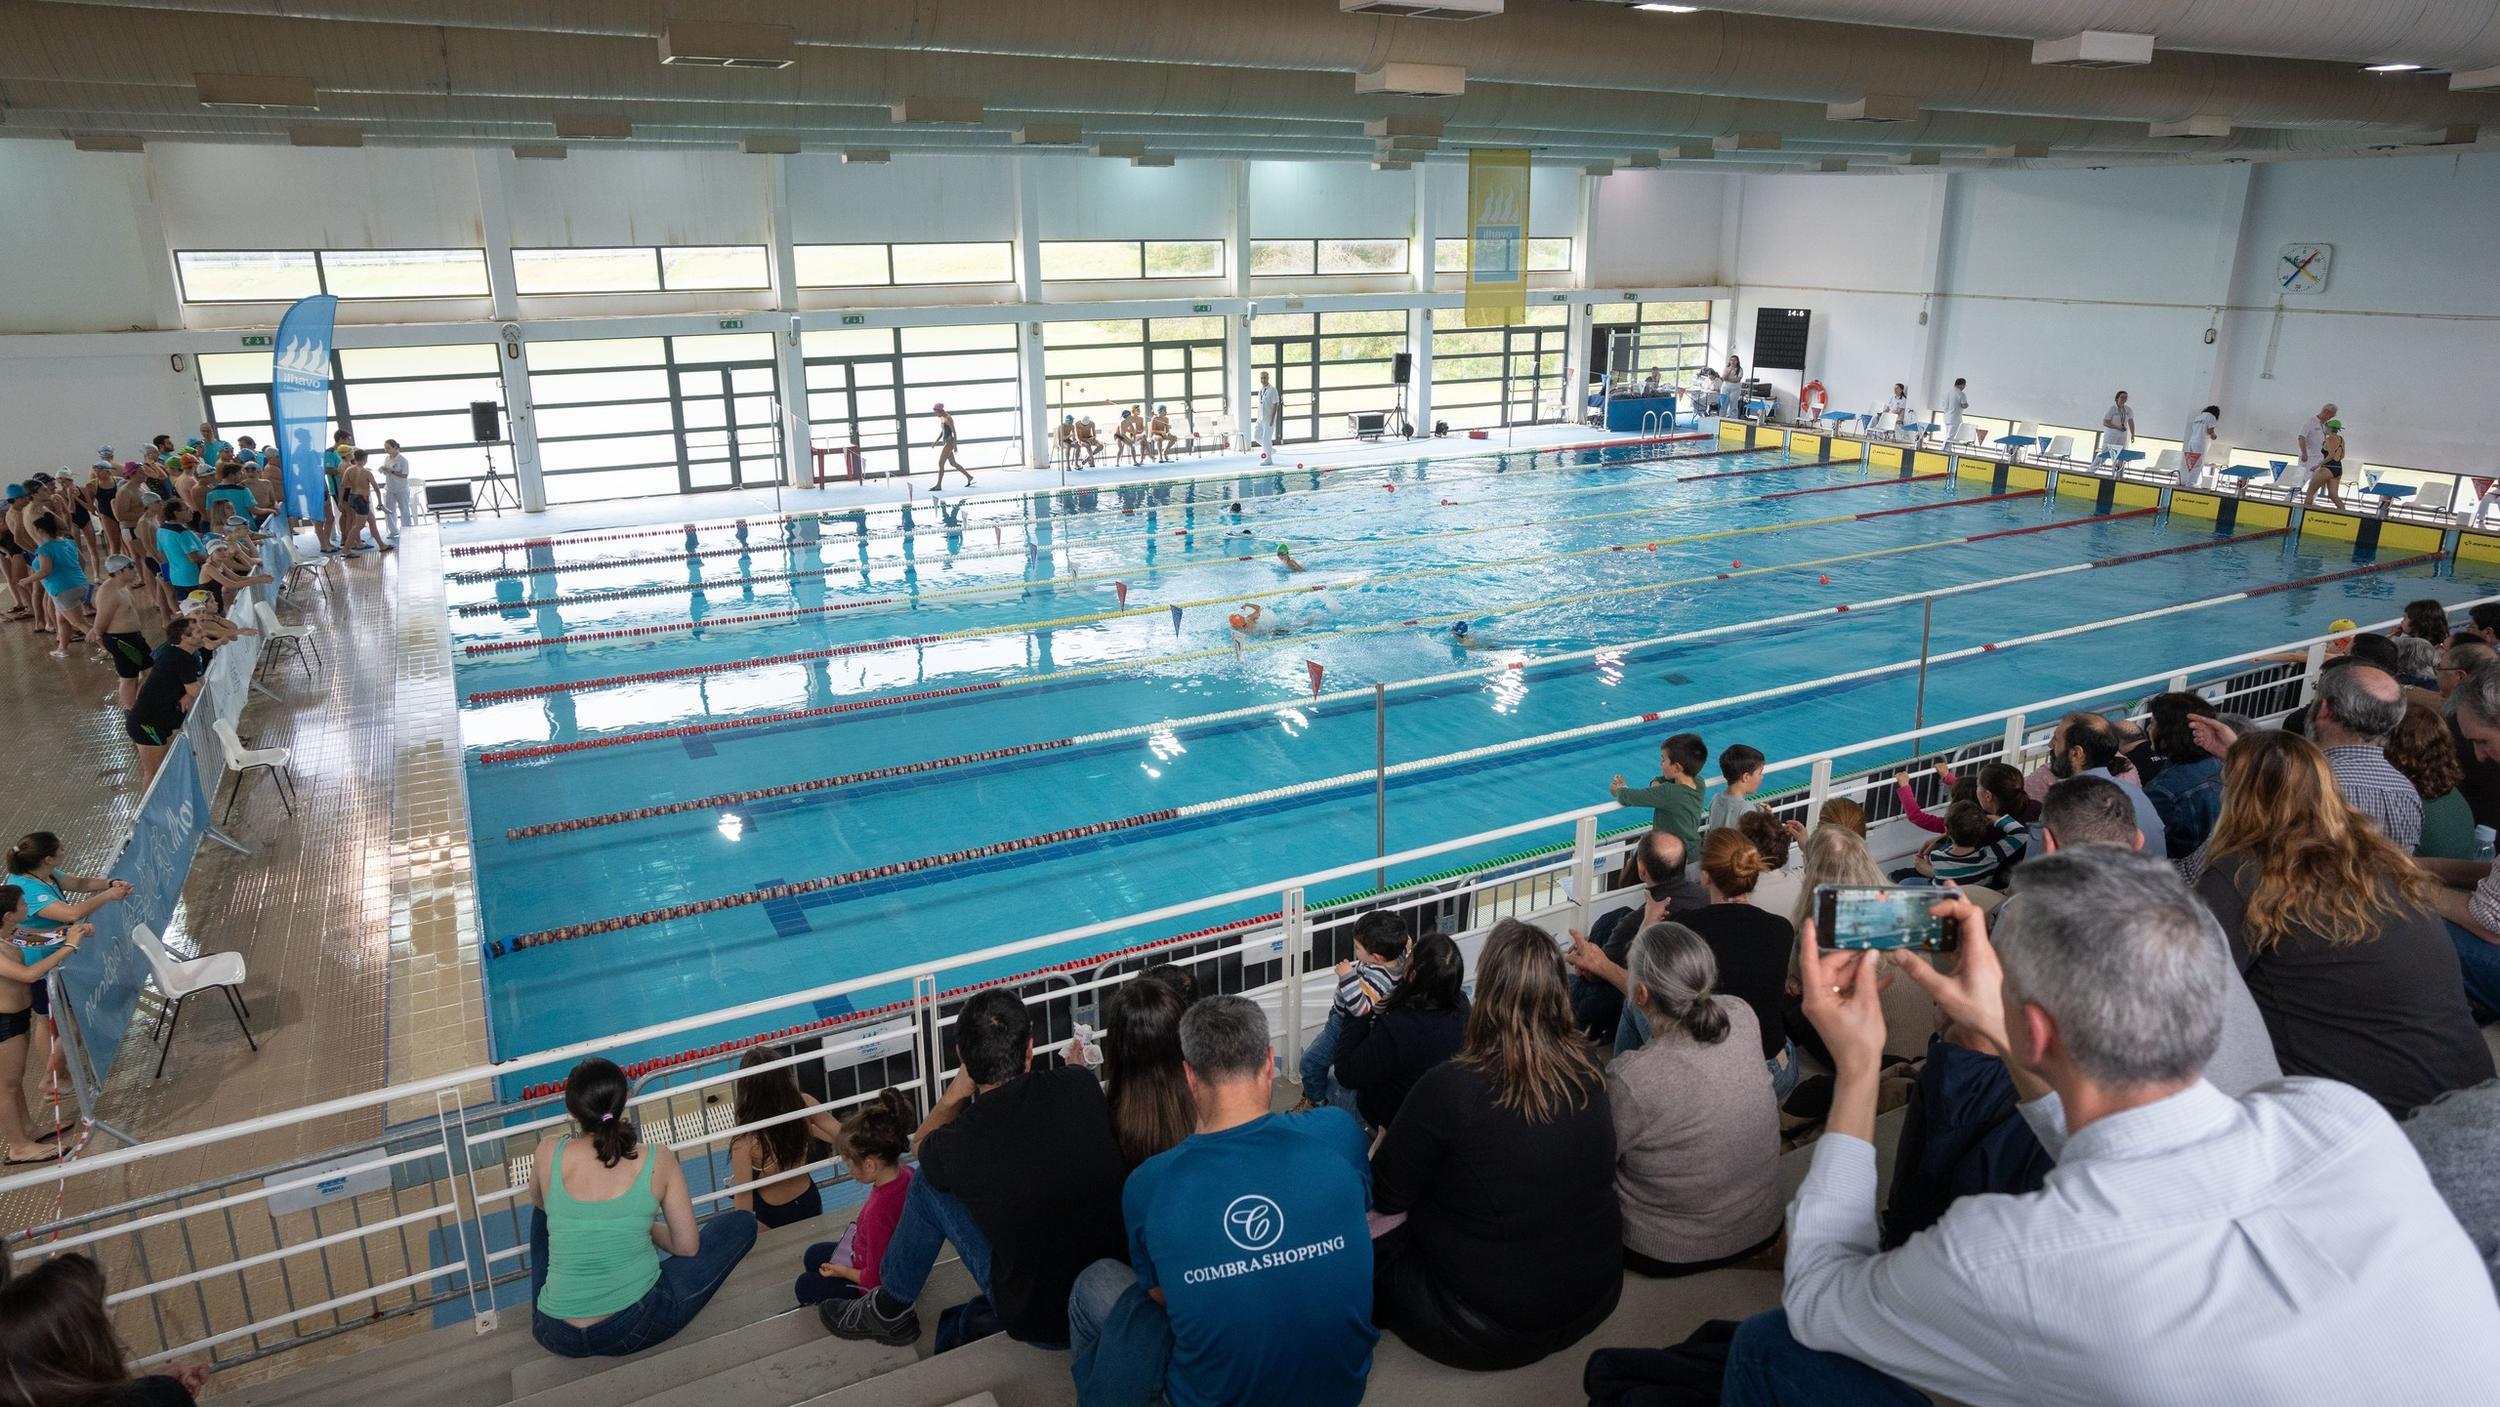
[
  {"left": 1917, "top": 800, "right": 2015, "bottom": 888},
  {"left": 1297, "top": 911, "right": 1408, "bottom": 1107}
]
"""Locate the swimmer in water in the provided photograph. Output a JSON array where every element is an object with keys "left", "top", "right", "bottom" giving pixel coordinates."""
[
  {"left": 1449, "top": 620, "right": 1494, "bottom": 652},
  {"left": 1275, "top": 542, "right": 1306, "bottom": 573},
  {"left": 1228, "top": 603, "right": 1275, "bottom": 638}
]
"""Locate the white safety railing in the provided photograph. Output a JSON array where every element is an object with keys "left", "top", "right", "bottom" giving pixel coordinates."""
[{"left": 3, "top": 600, "right": 2483, "bottom": 1376}]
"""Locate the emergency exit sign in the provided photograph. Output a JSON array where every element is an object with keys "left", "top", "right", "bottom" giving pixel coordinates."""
[
  {"left": 840, "top": 314, "right": 865, "bottom": 325},
  {"left": 1192, "top": 303, "right": 1211, "bottom": 312},
  {"left": 239, "top": 334, "right": 272, "bottom": 346},
  {"left": 717, "top": 319, "right": 745, "bottom": 329}
]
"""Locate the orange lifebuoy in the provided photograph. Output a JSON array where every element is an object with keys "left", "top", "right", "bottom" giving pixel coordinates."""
[{"left": 1798, "top": 380, "right": 1829, "bottom": 419}]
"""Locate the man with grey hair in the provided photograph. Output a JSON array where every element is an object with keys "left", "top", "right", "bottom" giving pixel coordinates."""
[
  {"left": 2416, "top": 662, "right": 2500, "bottom": 1013},
  {"left": 2312, "top": 662, "right": 2422, "bottom": 852},
  {"left": 1724, "top": 848, "right": 2500, "bottom": 1406},
  {"left": 1068, "top": 995, "right": 1375, "bottom": 1407}
]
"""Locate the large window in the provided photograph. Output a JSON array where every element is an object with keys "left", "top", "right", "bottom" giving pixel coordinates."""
[
  {"left": 1432, "top": 237, "right": 1574, "bottom": 275},
  {"left": 526, "top": 334, "right": 782, "bottom": 503},
  {"left": 1039, "top": 240, "right": 1225, "bottom": 281},
  {"left": 511, "top": 245, "right": 770, "bottom": 295},
  {"left": 1249, "top": 311, "right": 1410, "bottom": 443},
  {"left": 1587, "top": 300, "right": 1711, "bottom": 388},
  {"left": 175, "top": 248, "right": 490, "bottom": 303},
  {"left": 1432, "top": 305, "right": 1568, "bottom": 430},
  {"left": 195, "top": 343, "right": 511, "bottom": 497},
  {"left": 795, "top": 242, "right": 1016, "bottom": 288},
  {"left": 1042, "top": 316, "right": 1228, "bottom": 438},
  {"left": 802, "top": 323, "right": 1022, "bottom": 478},
  {"left": 1249, "top": 239, "right": 1410, "bottom": 277}
]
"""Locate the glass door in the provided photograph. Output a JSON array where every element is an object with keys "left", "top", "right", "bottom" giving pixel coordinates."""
[
  {"left": 807, "top": 353, "right": 908, "bottom": 478},
  {"left": 674, "top": 361, "right": 782, "bottom": 492},
  {"left": 1249, "top": 331, "right": 1321, "bottom": 443},
  {"left": 1503, "top": 323, "right": 1567, "bottom": 427}
]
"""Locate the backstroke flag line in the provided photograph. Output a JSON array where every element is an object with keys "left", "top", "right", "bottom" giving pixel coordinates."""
[
  {"left": 1464, "top": 148, "right": 1531, "bottom": 328},
  {"left": 273, "top": 293, "right": 338, "bottom": 521}
]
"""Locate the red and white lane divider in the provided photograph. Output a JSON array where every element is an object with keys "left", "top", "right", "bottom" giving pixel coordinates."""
[
  {"left": 517, "top": 910, "right": 1284, "bottom": 1094},
  {"left": 487, "top": 545, "right": 2444, "bottom": 957},
  {"left": 472, "top": 493, "right": 2143, "bottom": 762}
]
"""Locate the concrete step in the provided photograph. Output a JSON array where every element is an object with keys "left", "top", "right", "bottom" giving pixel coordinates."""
[{"left": 799, "top": 1337, "right": 1074, "bottom": 1407}]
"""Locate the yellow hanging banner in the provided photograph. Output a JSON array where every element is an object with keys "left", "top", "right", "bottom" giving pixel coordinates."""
[{"left": 1464, "top": 148, "right": 1531, "bottom": 328}]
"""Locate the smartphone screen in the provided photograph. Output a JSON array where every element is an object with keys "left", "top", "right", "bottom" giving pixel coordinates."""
[{"left": 1815, "top": 884, "right": 1961, "bottom": 952}]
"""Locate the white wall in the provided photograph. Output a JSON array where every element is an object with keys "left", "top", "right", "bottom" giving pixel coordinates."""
[
  {"left": 788, "top": 154, "right": 1018, "bottom": 244},
  {"left": 1247, "top": 160, "right": 1416, "bottom": 238},
  {"left": 1586, "top": 169, "right": 1728, "bottom": 289},
  {"left": 0, "top": 143, "right": 165, "bottom": 334},
  {"left": 1722, "top": 152, "right": 2500, "bottom": 468},
  {"left": 150, "top": 144, "right": 488, "bottom": 251},
  {"left": 0, "top": 352, "right": 200, "bottom": 469}
]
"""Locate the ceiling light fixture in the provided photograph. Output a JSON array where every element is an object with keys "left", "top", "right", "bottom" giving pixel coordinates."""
[
  {"left": 2362, "top": 62, "right": 2424, "bottom": 73},
  {"left": 553, "top": 116, "right": 634, "bottom": 140},
  {"left": 659, "top": 20, "right": 796, "bottom": 69},
  {"left": 1634, "top": 4, "right": 1701, "bottom": 11},
  {"left": 196, "top": 73, "right": 317, "bottom": 110}
]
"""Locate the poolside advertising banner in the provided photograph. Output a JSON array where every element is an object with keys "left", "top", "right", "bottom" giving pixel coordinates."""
[
  {"left": 1464, "top": 147, "right": 1531, "bottom": 328},
  {"left": 52, "top": 737, "right": 208, "bottom": 1090},
  {"left": 272, "top": 293, "right": 338, "bottom": 522}
]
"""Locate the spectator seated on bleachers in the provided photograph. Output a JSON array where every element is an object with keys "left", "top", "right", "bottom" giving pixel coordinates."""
[
  {"left": 0, "top": 1251, "right": 213, "bottom": 1404},
  {"left": 726, "top": 1046, "right": 844, "bottom": 1230},
  {"left": 1069, "top": 994, "right": 1376, "bottom": 1407},
  {"left": 2417, "top": 661, "right": 2500, "bottom": 1013},
  {"left": 1570, "top": 831, "right": 1705, "bottom": 1047},
  {"left": 1369, "top": 920, "right": 1621, "bottom": 1371},
  {"left": 792, "top": 1090, "right": 917, "bottom": 1308},
  {"left": 1727, "top": 848, "right": 2500, "bottom": 1405},
  {"left": 1298, "top": 909, "right": 1410, "bottom": 1111},
  {"left": 2141, "top": 692, "right": 2225, "bottom": 862},
  {"left": 1101, "top": 974, "right": 1197, "bottom": 1169},
  {"left": 1600, "top": 830, "right": 1801, "bottom": 1101},
  {"left": 823, "top": 988, "right": 1129, "bottom": 1351},
  {"left": 1330, "top": 932, "right": 1468, "bottom": 1131}
]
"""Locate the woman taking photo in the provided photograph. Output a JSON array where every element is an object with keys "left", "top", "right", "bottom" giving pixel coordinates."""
[
  {"left": 2194, "top": 731, "right": 2493, "bottom": 1115},
  {"left": 1371, "top": 920, "right": 1620, "bottom": 1371},
  {"left": 0, "top": 1252, "right": 212, "bottom": 1404},
  {"left": 529, "top": 1058, "right": 757, "bottom": 1357},
  {"left": 1332, "top": 932, "right": 1468, "bottom": 1129},
  {"left": 1101, "top": 975, "right": 1195, "bottom": 1167},
  {"left": 0, "top": 885, "right": 86, "bottom": 1166},
  {"left": 726, "top": 1047, "right": 843, "bottom": 1229},
  {"left": 1606, "top": 923, "right": 1782, "bottom": 1277}
]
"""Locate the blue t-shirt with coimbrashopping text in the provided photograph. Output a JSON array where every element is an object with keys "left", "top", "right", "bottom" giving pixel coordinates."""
[{"left": 1124, "top": 1108, "right": 1376, "bottom": 1407}]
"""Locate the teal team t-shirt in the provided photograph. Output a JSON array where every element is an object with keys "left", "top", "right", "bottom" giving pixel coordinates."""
[
  {"left": 34, "top": 539, "right": 87, "bottom": 596},
  {"left": 156, "top": 525, "right": 205, "bottom": 588},
  {"left": 1124, "top": 1109, "right": 1377, "bottom": 1407},
  {"left": 206, "top": 485, "right": 256, "bottom": 523}
]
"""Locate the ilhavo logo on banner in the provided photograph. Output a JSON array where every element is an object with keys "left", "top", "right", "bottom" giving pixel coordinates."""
[{"left": 272, "top": 293, "right": 339, "bottom": 522}]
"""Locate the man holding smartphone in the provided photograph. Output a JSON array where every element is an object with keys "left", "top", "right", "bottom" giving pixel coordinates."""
[{"left": 1722, "top": 849, "right": 2500, "bottom": 1405}]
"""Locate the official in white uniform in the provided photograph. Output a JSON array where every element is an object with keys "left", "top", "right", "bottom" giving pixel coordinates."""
[
  {"left": 378, "top": 438, "right": 417, "bottom": 533},
  {"left": 1253, "top": 371, "right": 1281, "bottom": 464},
  {"left": 1882, "top": 384, "right": 1910, "bottom": 436},
  {"left": 2096, "top": 391, "right": 2135, "bottom": 467},
  {"left": 1941, "top": 378, "right": 1968, "bottom": 444},
  {"left": 2180, "top": 405, "right": 2220, "bottom": 488}
]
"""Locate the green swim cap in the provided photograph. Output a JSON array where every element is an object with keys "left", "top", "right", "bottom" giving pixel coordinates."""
[{"left": 2325, "top": 419, "right": 2343, "bottom": 431}]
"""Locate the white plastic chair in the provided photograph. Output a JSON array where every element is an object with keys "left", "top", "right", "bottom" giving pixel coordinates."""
[
  {"left": 211, "top": 717, "right": 297, "bottom": 823},
  {"left": 132, "top": 922, "right": 255, "bottom": 1079},
  {"left": 2151, "top": 449, "right": 2183, "bottom": 482},
  {"left": 2045, "top": 435, "right": 2077, "bottom": 461},
  {"left": 253, "top": 599, "right": 321, "bottom": 673}
]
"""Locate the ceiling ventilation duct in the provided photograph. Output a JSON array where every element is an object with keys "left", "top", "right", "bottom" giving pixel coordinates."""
[
  {"left": 2453, "top": 66, "right": 2500, "bottom": 90},
  {"left": 1091, "top": 137, "right": 1147, "bottom": 158},
  {"left": 1624, "top": 151, "right": 1661, "bottom": 167},
  {"left": 1827, "top": 95, "right": 1919, "bottom": 123},
  {"left": 2032, "top": 32, "right": 2155, "bottom": 70},
  {"left": 1131, "top": 152, "right": 1175, "bottom": 166},
  {"left": 195, "top": 73, "right": 316, "bottom": 110},
  {"left": 1815, "top": 157, "right": 1850, "bottom": 172},
  {"left": 1985, "top": 141, "right": 2050, "bottom": 158},
  {"left": 1668, "top": 140, "right": 1715, "bottom": 160},
  {"left": 1893, "top": 147, "right": 1942, "bottom": 164},
  {"left": 73, "top": 132, "right": 146, "bottom": 152},
  {"left": 658, "top": 20, "right": 796, "bottom": 70},
  {"left": 1339, "top": 0, "right": 1502, "bottom": 17},
  {"left": 553, "top": 115, "right": 633, "bottom": 139},
  {"left": 1375, "top": 133, "right": 1439, "bottom": 150},
  {"left": 891, "top": 97, "right": 984, "bottom": 123},
  {"left": 2411, "top": 123, "right": 2480, "bottom": 144},
  {"left": 1014, "top": 123, "right": 1083, "bottom": 144},
  {"left": 1713, "top": 130, "right": 1782, "bottom": 150},
  {"left": 511, "top": 143, "right": 567, "bottom": 159},
  {"left": 2150, "top": 115, "right": 2232, "bottom": 138},
  {"left": 1582, "top": 159, "right": 1616, "bottom": 174},
  {"left": 740, "top": 133, "right": 801, "bottom": 154},
  {"left": 288, "top": 123, "right": 363, "bottom": 147},
  {"left": 840, "top": 147, "right": 890, "bottom": 163},
  {"left": 1371, "top": 156, "right": 1414, "bottom": 170},
  {"left": 1366, "top": 114, "right": 1447, "bottom": 138},
  {"left": 1356, "top": 63, "right": 1466, "bottom": 97}
]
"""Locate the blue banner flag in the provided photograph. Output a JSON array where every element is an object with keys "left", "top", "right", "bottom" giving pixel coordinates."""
[{"left": 272, "top": 294, "right": 338, "bottom": 521}]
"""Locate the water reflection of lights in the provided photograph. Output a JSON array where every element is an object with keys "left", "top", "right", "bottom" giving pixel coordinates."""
[
  {"left": 1595, "top": 650, "right": 1625, "bottom": 688},
  {"left": 1275, "top": 707, "right": 1311, "bottom": 738},
  {"left": 717, "top": 811, "right": 747, "bottom": 843},
  {"left": 1487, "top": 669, "right": 1528, "bottom": 715},
  {"left": 1147, "top": 725, "right": 1186, "bottom": 761}
]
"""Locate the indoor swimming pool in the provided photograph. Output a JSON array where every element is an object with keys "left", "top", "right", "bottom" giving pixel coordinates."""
[{"left": 447, "top": 439, "right": 2500, "bottom": 1059}]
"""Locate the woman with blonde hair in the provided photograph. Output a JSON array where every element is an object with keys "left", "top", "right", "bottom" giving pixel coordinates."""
[
  {"left": 1371, "top": 919, "right": 1620, "bottom": 1370},
  {"left": 1587, "top": 829, "right": 1800, "bottom": 1095},
  {"left": 2194, "top": 730, "right": 2492, "bottom": 1115}
]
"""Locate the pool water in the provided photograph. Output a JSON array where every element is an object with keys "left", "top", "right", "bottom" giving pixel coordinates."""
[{"left": 449, "top": 441, "right": 2493, "bottom": 1060}]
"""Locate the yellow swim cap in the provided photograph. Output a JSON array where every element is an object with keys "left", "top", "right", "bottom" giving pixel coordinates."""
[{"left": 2329, "top": 618, "right": 2358, "bottom": 633}]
